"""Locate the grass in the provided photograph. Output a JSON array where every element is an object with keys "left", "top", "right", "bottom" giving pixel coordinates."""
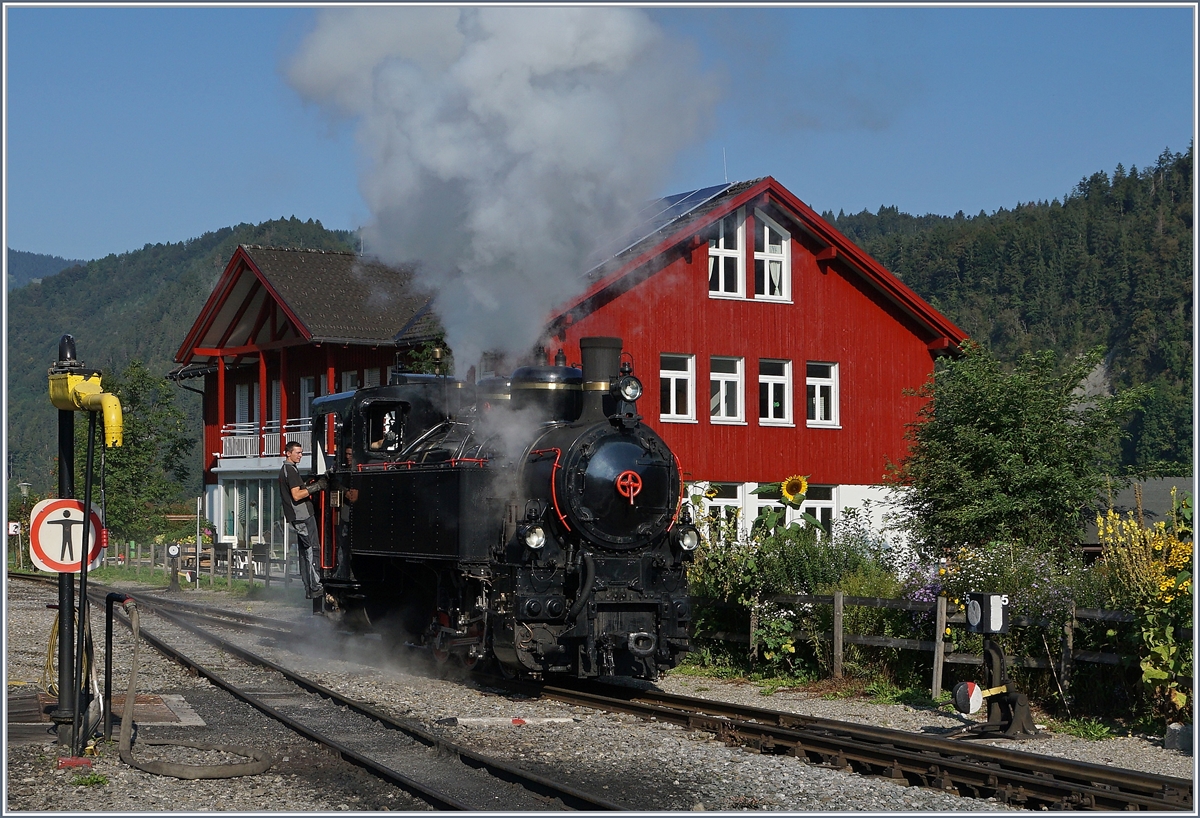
[
  {"left": 70, "top": 772, "right": 108, "bottom": 787},
  {"left": 1053, "top": 717, "right": 1116, "bottom": 740},
  {"left": 756, "top": 673, "right": 813, "bottom": 696},
  {"left": 863, "top": 678, "right": 940, "bottom": 707}
]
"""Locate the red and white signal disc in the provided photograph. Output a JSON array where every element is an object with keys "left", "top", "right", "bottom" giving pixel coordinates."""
[{"left": 953, "top": 681, "right": 984, "bottom": 715}]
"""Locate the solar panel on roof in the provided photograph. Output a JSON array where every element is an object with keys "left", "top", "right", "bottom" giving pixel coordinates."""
[{"left": 586, "top": 182, "right": 732, "bottom": 273}]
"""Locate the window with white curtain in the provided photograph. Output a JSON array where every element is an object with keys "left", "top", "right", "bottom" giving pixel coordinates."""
[
  {"left": 753, "top": 208, "right": 790, "bottom": 301},
  {"left": 707, "top": 209, "right": 744, "bottom": 298}
]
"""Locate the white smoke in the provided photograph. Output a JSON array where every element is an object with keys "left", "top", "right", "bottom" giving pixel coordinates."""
[{"left": 287, "top": 7, "right": 718, "bottom": 369}]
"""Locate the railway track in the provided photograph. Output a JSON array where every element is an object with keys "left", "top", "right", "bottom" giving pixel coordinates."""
[
  {"left": 523, "top": 682, "right": 1193, "bottom": 811},
  {"left": 9, "top": 572, "right": 622, "bottom": 811},
  {"left": 14, "top": 572, "right": 1192, "bottom": 811}
]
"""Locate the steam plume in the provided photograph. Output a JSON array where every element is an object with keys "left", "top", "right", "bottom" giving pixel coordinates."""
[{"left": 288, "top": 7, "right": 717, "bottom": 368}]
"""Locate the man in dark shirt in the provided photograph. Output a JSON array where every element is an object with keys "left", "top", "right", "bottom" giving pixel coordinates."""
[{"left": 279, "top": 440, "right": 326, "bottom": 600}]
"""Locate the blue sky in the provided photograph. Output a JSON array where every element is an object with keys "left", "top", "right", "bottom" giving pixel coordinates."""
[{"left": 4, "top": 4, "right": 1195, "bottom": 262}]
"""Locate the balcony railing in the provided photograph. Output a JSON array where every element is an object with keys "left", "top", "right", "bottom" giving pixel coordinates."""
[{"left": 219, "top": 419, "right": 312, "bottom": 459}]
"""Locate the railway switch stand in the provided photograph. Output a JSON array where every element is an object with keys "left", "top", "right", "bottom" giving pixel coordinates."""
[{"left": 949, "top": 592, "right": 1037, "bottom": 740}]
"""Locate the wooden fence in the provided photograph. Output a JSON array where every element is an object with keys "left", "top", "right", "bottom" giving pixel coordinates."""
[
  {"left": 106, "top": 539, "right": 299, "bottom": 590},
  {"left": 696, "top": 591, "right": 1192, "bottom": 703}
]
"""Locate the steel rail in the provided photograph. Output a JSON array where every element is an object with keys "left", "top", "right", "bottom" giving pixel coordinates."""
[
  {"left": 593, "top": 683, "right": 1192, "bottom": 802},
  {"left": 116, "top": 592, "right": 625, "bottom": 811},
  {"left": 530, "top": 681, "right": 1191, "bottom": 811},
  {"left": 10, "top": 572, "right": 623, "bottom": 811},
  {"left": 114, "top": 608, "right": 476, "bottom": 809}
]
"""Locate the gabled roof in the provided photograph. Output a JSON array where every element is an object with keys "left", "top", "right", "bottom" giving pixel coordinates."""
[
  {"left": 174, "top": 245, "right": 440, "bottom": 367},
  {"left": 550, "top": 177, "right": 967, "bottom": 350}
]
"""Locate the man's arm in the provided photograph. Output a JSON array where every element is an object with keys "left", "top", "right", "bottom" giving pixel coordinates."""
[{"left": 285, "top": 466, "right": 323, "bottom": 501}]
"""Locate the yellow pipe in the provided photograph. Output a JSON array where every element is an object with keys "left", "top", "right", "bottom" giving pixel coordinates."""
[
  {"left": 46, "top": 372, "right": 124, "bottom": 447},
  {"left": 79, "top": 392, "right": 123, "bottom": 447}
]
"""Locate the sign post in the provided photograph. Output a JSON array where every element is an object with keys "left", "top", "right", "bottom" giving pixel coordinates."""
[{"left": 45, "top": 333, "right": 123, "bottom": 755}]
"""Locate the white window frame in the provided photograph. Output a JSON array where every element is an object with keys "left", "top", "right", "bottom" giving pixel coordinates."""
[
  {"left": 758, "top": 359, "right": 792, "bottom": 426},
  {"left": 753, "top": 208, "right": 791, "bottom": 302},
  {"left": 363, "top": 367, "right": 382, "bottom": 388},
  {"left": 341, "top": 370, "right": 360, "bottom": 393},
  {"left": 707, "top": 207, "right": 745, "bottom": 299},
  {"left": 750, "top": 482, "right": 787, "bottom": 527},
  {"left": 659, "top": 353, "right": 696, "bottom": 423},
  {"left": 709, "top": 356, "right": 744, "bottom": 424},
  {"left": 806, "top": 362, "right": 840, "bottom": 428},
  {"left": 693, "top": 482, "right": 744, "bottom": 541},
  {"left": 802, "top": 485, "right": 836, "bottom": 534}
]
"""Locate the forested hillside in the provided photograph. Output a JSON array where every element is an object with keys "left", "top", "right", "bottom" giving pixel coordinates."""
[
  {"left": 823, "top": 146, "right": 1193, "bottom": 473},
  {"left": 8, "top": 218, "right": 355, "bottom": 493},
  {"left": 9, "top": 149, "right": 1191, "bottom": 493},
  {"left": 6, "top": 249, "right": 86, "bottom": 290}
]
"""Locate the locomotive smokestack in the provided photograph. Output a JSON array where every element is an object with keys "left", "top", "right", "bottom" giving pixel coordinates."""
[{"left": 579, "top": 336, "right": 623, "bottom": 422}]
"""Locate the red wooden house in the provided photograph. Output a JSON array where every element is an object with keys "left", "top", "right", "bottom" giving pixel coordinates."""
[
  {"left": 542, "top": 178, "right": 967, "bottom": 530},
  {"left": 171, "top": 245, "right": 439, "bottom": 553}
]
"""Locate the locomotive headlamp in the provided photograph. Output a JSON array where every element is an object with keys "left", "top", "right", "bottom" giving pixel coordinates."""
[
  {"left": 674, "top": 524, "right": 700, "bottom": 551},
  {"left": 520, "top": 523, "right": 546, "bottom": 550},
  {"left": 615, "top": 375, "right": 643, "bottom": 402}
]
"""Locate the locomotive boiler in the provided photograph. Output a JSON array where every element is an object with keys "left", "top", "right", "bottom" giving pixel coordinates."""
[{"left": 308, "top": 337, "right": 695, "bottom": 680}]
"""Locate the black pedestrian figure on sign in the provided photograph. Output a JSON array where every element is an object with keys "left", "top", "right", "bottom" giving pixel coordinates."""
[{"left": 47, "top": 510, "right": 84, "bottom": 561}]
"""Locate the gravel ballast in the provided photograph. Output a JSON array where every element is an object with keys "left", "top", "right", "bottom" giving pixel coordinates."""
[{"left": 6, "top": 576, "right": 1194, "bottom": 812}]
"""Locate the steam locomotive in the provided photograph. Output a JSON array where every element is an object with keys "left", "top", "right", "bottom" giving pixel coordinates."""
[{"left": 307, "top": 337, "right": 695, "bottom": 680}]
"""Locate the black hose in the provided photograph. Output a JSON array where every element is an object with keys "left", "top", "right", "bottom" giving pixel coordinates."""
[
  {"left": 567, "top": 552, "right": 596, "bottom": 621},
  {"left": 118, "top": 600, "right": 273, "bottom": 779}
]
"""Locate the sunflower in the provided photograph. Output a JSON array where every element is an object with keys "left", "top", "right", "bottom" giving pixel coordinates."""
[{"left": 781, "top": 474, "right": 808, "bottom": 503}]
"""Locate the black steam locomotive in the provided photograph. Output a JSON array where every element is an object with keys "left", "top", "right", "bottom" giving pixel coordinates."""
[{"left": 307, "top": 337, "right": 695, "bottom": 680}]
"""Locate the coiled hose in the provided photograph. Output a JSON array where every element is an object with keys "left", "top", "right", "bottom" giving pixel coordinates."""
[{"left": 117, "top": 598, "right": 273, "bottom": 779}]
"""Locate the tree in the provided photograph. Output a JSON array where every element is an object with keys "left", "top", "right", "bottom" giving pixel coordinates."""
[
  {"left": 887, "top": 342, "right": 1145, "bottom": 555},
  {"left": 77, "top": 360, "right": 193, "bottom": 542}
]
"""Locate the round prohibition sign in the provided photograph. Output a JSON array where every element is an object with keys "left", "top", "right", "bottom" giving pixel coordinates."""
[
  {"left": 29, "top": 498, "right": 104, "bottom": 573},
  {"left": 615, "top": 470, "right": 643, "bottom": 504}
]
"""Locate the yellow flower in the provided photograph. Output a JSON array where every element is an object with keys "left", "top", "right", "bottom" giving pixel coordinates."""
[
  {"left": 781, "top": 474, "right": 808, "bottom": 502},
  {"left": 944, "top": 627, "right": 952, "bottom": 637}
]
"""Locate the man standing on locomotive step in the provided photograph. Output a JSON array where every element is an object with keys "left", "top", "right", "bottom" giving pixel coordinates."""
[{"left": 279, "top": 441, "right": 326, "bottom": 601}]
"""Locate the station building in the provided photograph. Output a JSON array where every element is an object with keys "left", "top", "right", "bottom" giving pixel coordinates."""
[{"left": 170, "top": 245, "right": 440, "bottom": 557}]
